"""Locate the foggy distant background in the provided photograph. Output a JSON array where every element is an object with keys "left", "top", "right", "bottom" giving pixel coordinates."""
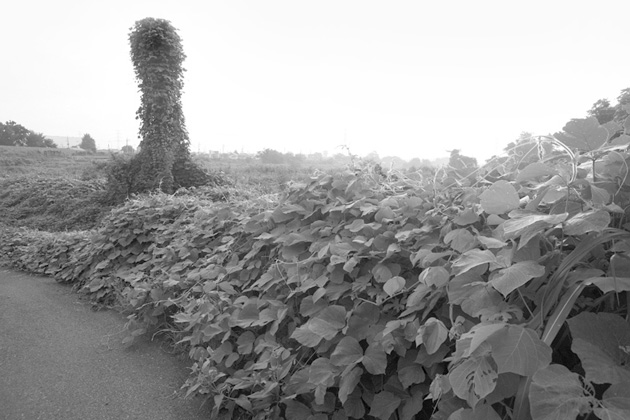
[{"left": 2, "top": 0, "right": 629, "bottom": 162}]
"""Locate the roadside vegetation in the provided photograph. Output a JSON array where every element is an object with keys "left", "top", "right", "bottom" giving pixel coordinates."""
[
  {"left": 3, "top": 106, "right": 630, "bottom": 419},
  {"left": 3, "top": 16, "right": 630, "bottom": 420}
]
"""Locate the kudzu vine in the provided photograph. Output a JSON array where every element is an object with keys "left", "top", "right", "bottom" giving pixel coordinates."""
[{"left": 108, "top": 17, "right": 208, "bottom": 198}]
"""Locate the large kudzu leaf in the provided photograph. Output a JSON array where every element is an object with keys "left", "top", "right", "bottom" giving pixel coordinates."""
[
  {"left": 482, "top": 372, "right": 521, "bottom": 405},
  {"left": 306, "top": 305, "right": 347, "bottom": 339},
  {"left": 515, "top": 162, "right": 558, "bottom": 183},
  {"left": 449, "top": 269, "right": 507, "bottom": 319},
  {"left": 461, "top": 286, "right": 505, "bottom": 319},
  {"left": 479, "top": 180, "right": 520, "bottom": 215},
  {"left": 400, "top": 386, "right": 424, "bottom": 420},
  {"left": 563, "top": 209, "right": 611, "bottom": 235},
  {"left": 486, "top": 325, "right": 551, "bottom": 376},
  {"left": 451, "top": 249, "right": 497, "bottom": 276},
  {"left": 610, "top": 253, "right": 630, "bottom": 277},
  {"left": 308, "top": 358, "right": 337, "bottom": 404},
  {"left": 601, "top": 153, "right": 630, "bottom": 182},
  {"left": 363, "top": 342, "right": 387, "bottom": 375},
  {"left": 419, "top": 266, "right": 450, "bottom": 288},
  {"left": 346, "top": 302, "right": 380, "bottom": 341},
  {"left": 235, "top": 303, "right": 260, "bottom": 327},
  {"left": 290, "top": 305, "right": 347, "bottom": 346},
  {"left": 590, "top": 184, "right": 611, "bottom": 205},
  {"left": 611, "top": 134, "right": 630, "bottom": 146},
  {"left": 476, "top": 235, "right": 507, "bottom": 249},
  {"left": 236, "top": 331, "right": 255, "bottom": 354},
  {"left": 457, "top": 323, "right": 507, "bottom": 359},
  {"left": 530, "top": 364, "right": 594, "bottom": 420},
  {"left": 448, "top": 404, "right": 502, "bottom": 420},
  {"left": 368, "top": 391, "right": 402, "bottom": 420},
  {"left": 596, "top": 383, "right": 630, "bottom": 420},
  {"left": 590, "top": 277, "right": 630, "bottom": 293},
  {"left": 405, "top": 283, "right": 431, "bottom": 309},
  {"left": 284, "top": 400, "right": 312, "bottom": 420},
  {"left": 343, "top": 389, "right": 365, "bottom": 419},
  {"left": 503, "top": 213, "right": 568, "bottom": 248},
  {"left": 372, "top": 263, "right": 394, "bottom": 282},
  {"left": 345, "top": 218, "right": 365, "bottom": 233},
  {"left": 541, "top": 186, "right": 567, "bottom": 205},
  {"left": 418, "top": 318, "right": 448, "bottom": 354},
  {"left": 489, "top": 261, "right": 545, "bottom": 297},
  {"left": 567, "top": 312, "right": 630, "bottom": 385},
  {"left": 338, "top": 366, "right": 363, "bottom": 404},
  {"left": 448, "top": 268, "right": 486, "bottom": 304},
  {"left": 398, "top": 362, "right": 425, "bottom": 389},
  {"left": 444, "top": 229, "right": 476, "bottom": 253},
  {"left": 289, "top": 324, "right": 324, "bottom": 347},
  {"left": 453, "top": 208, "right": 479, "bottom": 226},
  {"left": 383, "top": 276, "right": 405, "bottom": 297},
  {"left": 602, "top": 121, "right": 623, "bottom": 140},
  {"left": 448, "top": 343, "right": 498, "bottom": 408},
  {"left": 330, "top": 336, "right": 363, "bottom": 367},
  {"left": 554, "top": 117, "right": 609, "bottom": 152}
]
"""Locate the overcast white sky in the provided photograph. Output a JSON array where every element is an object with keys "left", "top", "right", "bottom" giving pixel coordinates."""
[{"left": 2, "top": 1, "right": 628, "bottom": 161}]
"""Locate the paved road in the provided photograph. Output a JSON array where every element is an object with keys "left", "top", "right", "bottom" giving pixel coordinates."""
[{"left": 0, "top": 268, "right": 212, "bottom": 420}]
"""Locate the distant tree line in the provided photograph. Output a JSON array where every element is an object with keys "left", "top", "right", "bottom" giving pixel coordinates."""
[
  {"left": 256, "top": 149, "right": 307, "bottom": 165},
  {"left": 254, "top": 147, "right": 448, "bottom": 170},
  {"left": 0, "top": 121, "right": 56, "bottom": 148}
]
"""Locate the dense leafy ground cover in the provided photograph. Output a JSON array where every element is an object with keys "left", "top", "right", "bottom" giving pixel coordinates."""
[
  {"left": 0, "top": 176, "right": 111, "bottom": 231},
  {"left": 3, "top": 117, "right": 630, "bottom": 419}
]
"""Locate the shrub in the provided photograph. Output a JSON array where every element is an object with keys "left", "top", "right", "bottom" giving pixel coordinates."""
[{"left": 80, "top": 134, "right": 97, "bottom": 153}]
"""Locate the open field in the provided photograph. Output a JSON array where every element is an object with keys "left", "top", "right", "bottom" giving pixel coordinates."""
[
  {"left": 192, "top": 154, "right": 347, "bottom": 194},
  {"left": 0, "top": 145, "right": 110, "bottom": 179}
]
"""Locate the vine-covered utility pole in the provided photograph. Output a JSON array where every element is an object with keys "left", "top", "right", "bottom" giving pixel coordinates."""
[{"left": 127, "top": 17, "right": 207, "bottom": 193}]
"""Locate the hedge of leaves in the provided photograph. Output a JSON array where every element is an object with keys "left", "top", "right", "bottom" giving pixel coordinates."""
[{"left": 3, "top": 116, "right": 630, "bottom": 420}]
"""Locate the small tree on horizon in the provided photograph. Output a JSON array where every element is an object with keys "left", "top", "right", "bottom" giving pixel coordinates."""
[
  {"left": 80, "top": 134, "right": 97, "bottom": 153},
  {"left": 26, "top": 132, "right": 56, "bottom": 148},
  {"left": 121, "top": 145, "right": 135, "bottom": 154},
  {"left": 257, "top": 148, "right": 285, "bottom": 164},
  {"left": 0, "top": 121, "right": 30, "bottom": 146}
]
